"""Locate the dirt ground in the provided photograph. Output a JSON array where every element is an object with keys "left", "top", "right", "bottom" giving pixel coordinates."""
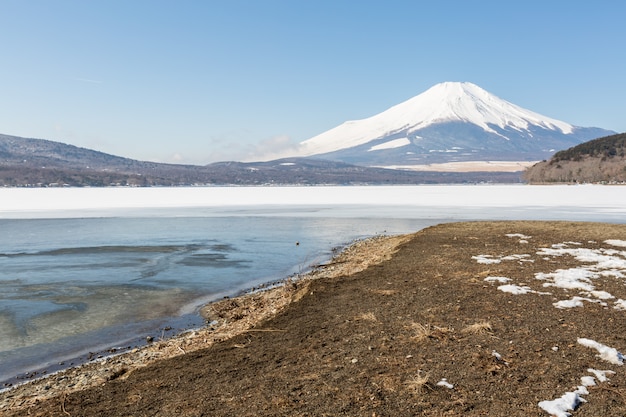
[{"left": 3, "top": 221, "right": 626, "bottom": 416}]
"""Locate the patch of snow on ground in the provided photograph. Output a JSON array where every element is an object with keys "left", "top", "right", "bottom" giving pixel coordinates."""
[
  {"left": 539, "top": 367, "right": 617, "bottom": 416},
  {"left": 577, "top": 338, "right": 624, "bottom": 365},
  {"left": 554, "top": 297, "right": 586, "bottom": 309},
  {"left": 472, "top": 253, "right": 531, "bottom": 264},
  {"left": 505, "top": 233, "right": 532, "bottom": 239},
  {"left": 580, "top": 376, "right": 596, "bottom": 386},
  {"left": 484, "top": 276, "right": 511, "bottom": 283},
  {"left": 498, "top": 284, "right": 533, "bottom": 295},
  {"left": 436, "top": 378, "right": 454, "bottom": 389},
  {"left": 533, "top": 243, "right": 626, "bottom": 308},
  {"left": 599, "top": 269, "right": 626, "bottom": 278},
  {"left": 551, "top": 242, "right": 581, "bottom": 249},
  {"left": 587, "top": 290, "right": 614, "bottom": 300},
  {"left": 506, "top": 233, "right": 531, "bottom": 243},
  {"left": 476, "top": 240, "right": 626, "bottom": 309},
  {"left": 471, "top": 255, "right": 501, "bottom": 264},
  {"left": 605, "top": 239, "right": 626, "bottom": 248},
  {"left": 535, "top": 268, "right": 596, "bottom": 292},
  {"left": 537, "top": 246, "right": 626, "bottom": 271},
  {"left": 491, "top": 350, "right": 509, "bottom": 365},
  {"left": 538, "top": 391, "right": 586, "bottom": 417},
  {"left": 470, "top": 237, "right": 626, "bottom": 415},
  {"left": 587, "top": 368, "right": 616, "bottom": 382},
  {"left": 554, "top": 297, "right": 607, "bottom": 309}
]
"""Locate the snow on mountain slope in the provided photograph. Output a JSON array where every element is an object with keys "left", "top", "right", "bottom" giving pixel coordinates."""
[
  {"left": 297, "top": 82, "right": 574, "bottom": 156},
  {"left": 368, "top": 138, "right": 411, "bottom": 151}
]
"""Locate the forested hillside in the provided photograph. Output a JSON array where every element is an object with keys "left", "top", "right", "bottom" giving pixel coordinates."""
[{"left": 524, "top": 133, "right": 626, "bottom": 184}]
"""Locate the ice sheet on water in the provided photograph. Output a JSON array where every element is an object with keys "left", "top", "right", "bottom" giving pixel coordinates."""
[{"left": 1, "top": 185, "right": 626, "bottom": 220}]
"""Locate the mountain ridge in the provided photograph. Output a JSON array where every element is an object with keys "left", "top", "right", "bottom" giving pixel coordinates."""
[
  {"left": 0, "top": 133, "right": 521, "bottom": 186},
  {"left": 289, "top": 82, "right": 615, "bottom": 167}
]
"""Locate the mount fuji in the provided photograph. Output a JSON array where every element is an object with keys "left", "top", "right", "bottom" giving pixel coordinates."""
[{"left": 289, "top": 82, "right": 614, "bottom": 169}]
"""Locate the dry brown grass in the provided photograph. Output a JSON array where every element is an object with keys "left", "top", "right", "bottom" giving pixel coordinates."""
[
  {"left": 410, "top": 323, "right": 454, "bottom": 342},
  {"left": 410, "top": 323, "right": 433, "bottom": 342},
  {"left": 355, "top": 312, "right": 378, "bottom": 322},
  {"left": 461, "top": 321, "right": 493, "bottom": 335},
  {"left": 404, "top": 370, "right": 431, "bottom": 394}
]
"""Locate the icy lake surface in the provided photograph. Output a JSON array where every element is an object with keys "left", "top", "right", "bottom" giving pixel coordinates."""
[{"left": 0, "top": 184, "right": 624, "bottom": 384}]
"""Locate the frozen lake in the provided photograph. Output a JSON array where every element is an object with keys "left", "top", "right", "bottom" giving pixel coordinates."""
[{"left": 1, "top": 184, "right": 625, "bottom": 220}]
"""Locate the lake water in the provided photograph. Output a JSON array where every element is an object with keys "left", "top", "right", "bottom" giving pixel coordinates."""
[{"left": 1, "top": 185, "right": 625, "bottom": 385}]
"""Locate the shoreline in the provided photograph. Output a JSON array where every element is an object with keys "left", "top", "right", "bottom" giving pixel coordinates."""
[
  {"left": 0, "top": 232, "right": 363, "bottom": 390},
  {"left": 0, "top": 233, "right": 410, "bottom": 413},
  {"left": 3, "top": 220, "right": 626, "bottom": 416}
]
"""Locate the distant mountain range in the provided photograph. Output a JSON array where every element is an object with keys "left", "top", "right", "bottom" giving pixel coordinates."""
[
  {"left": 0, "top": 134, "right": 521, "bottom": 186},
  {"left": 0, "top": 82, "right": 617, "bottom": 186},
  {"left": 288, "top": 82, "right": 614, "bottom": 168}
]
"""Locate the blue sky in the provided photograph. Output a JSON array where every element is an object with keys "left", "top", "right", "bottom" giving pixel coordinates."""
[{"left": 1, "top": 1, "right": 624, "bottom": 164}]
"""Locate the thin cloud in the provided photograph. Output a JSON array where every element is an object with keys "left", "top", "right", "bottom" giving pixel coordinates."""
[
  {"left": 200, "top": 134, "right": 303, "bottom": 164},
  {"left": 239, "top": 134, "right": 303, "bottom": 162}
]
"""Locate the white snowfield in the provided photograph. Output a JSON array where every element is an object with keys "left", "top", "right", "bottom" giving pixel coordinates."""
[
  {"left": 0, "top": 184, "right": 625, "bottom": 219},
  {"left": 376, "top": 161, "right": 538, "bottom": 172},
  {"left": 297, "top": 82, "right": 574, "bottom": 156},
  {"left": 476, "top": 233, "right": 626, "bottom": 416}
]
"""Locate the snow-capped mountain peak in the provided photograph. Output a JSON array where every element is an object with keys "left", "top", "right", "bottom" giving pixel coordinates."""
[
  {"left": 408, "top": 82, "right": 573, "bottom": 134},
  {"left": 297, "top": 82, "right": 575, "bottom": 157}
]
